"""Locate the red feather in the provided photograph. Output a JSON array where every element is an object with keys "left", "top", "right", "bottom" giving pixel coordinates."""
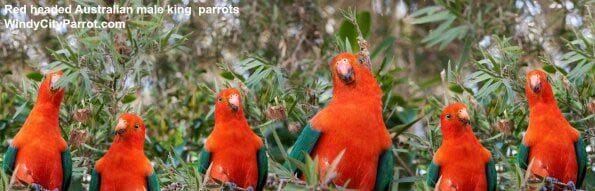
[
  {"left": 433, "top": 102, "right": 491, "bottom": 191},
  {"left": 309, "top": 53, "right": 392, "bottom": 190},
  {"left": 523, "top": 70, "right": 579, "bottom": 184},
  {"left": 205, "top": 88, "right": 263, "bottom": 189},
  {"left": 12, "top": 71, "right": 67, "bottom": 190},
  {"left": 95, "top": 113, "right": 153, "bottom": 190}
]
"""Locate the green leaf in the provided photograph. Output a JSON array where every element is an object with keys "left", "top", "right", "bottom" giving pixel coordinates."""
[
  {"left": 371, "top": 36, "right": 396, "bottom": 60},
  {"left": 410, "top": 6, "right": 441, "bottom": 17},
  {"left": 26, "top": 72, "right": 44, "bottom": 82},
  {"left": 448, "top": 83, "right": 465, "bottom": 94},
  {"left": 542, "top": 65, "right": 556, "bottom": 73},
  {"left": 122, "top": 94, "right": 137, "bottom": 104},
  {"left": 303, "top": 154, "right": 318, "bottom": 186},
  {"left": 128, "top": 20, "right": 156, "bottom": 28},
  {"left": 337, "top": 11, "right": 371, "bottom": 52},
  {"left": 356, "top": 11, "right": 371, "bottom": 38},
  {"left": 220, "top": 71, "right": 234, "bottom": 80},
  {"left": 337, "top": 20, "right": 358, "bottom": 52},
  {"left": 412, "top": 10, "right": 452, "bottom": 24}
]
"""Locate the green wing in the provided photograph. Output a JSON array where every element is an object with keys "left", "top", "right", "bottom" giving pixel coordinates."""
[
  {"left": 426, "top": 161, "right": 440, "bottom": 188},
  {"left": 374, "top": 147, "right": 394, "bottom": 191},
  {"left": 2, "top": 146, "right": 17, "bottom": 175},
  {"left": 284, "top": 123, "right": 321, "bottom": 173},
  {"left": 89, "top": 169, "right": 100, "bottom": 191},
  {"left": 147, "top": 171, "right": 160, "bottom": 191},
  {"left": 516, "top": 143, "right": 530, "bottom": 170},
  {"left": 61, "top": 149, "right": 72, "bottom": 191},
  {"left": 197, "top": 148, "right": 211, "bottom": 174},
  {"left": 256, "top": 146, "right": 268, "bottom": 191},
  {"left": 486, "top": 159, "right": 497, "bottom": 191},
  {"left": 575, "top": 134, "right": 588, "bottom": 188}
]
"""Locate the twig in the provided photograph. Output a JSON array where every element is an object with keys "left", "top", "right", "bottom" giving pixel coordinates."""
[
  {"left": 395, "top": 153, "right": 414, "bottom": 176},
  {"left": 440, "top": 69, "right": 448, "bottom": 104},
  {"left": 341, "top": 8, "right": 372, "bottom": 69}
]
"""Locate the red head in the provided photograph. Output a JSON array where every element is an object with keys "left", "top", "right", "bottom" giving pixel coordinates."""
[
  {"left": 439, "top": 102, "right": 472, "bottom": 138},
  {"left": 214, "top": 88, "right": 245, "bottom": 123},
  {"left": 113, "top": 113, "right": 146, "bottom": 150},
  {"left": 329, "top": 53, "right": 382, "bottom": 102},
  {"left": 525, "top": 70, "right": 556, "bottom": 106},
  {"left": 37, "top": 71, "right": 65, "bottom": 107}
]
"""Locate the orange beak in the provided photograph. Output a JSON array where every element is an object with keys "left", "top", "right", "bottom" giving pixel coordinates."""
[
  {"left": 458, "top": 108, "right": 470, "bottom": 124},
  {"left": 336, "top": 58, "right": 354, "bottom": 84},
  {"left": 115, "top": 119, "right": 127, "bottom": 135},
  {"left": 529, "top": 75, "right": 542, "bottom": 93},
  {"left": 50, "top": 73, "right": 62, "bottom": 93},
  {"left": 228, "top": 94, "right": 240, "bottom": 112}
]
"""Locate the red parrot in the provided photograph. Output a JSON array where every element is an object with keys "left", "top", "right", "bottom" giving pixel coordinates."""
[
  {"left": 517, "top": 70, "right": 588, "bottom": 190},
  {"left": 285, "top": 53, "right": 394, "bottom": 191},
  {"left": 89, "top": 113, "right": 160, "bottom": 191},
  {"left": 197, "top": 88, "right": 268, "bottom": 190},
  {"left": 426, "top": 102, "right": 497, "bottom": 191},
  {"left": 2, "top": 71, "right": 72, "bottom": 190}
]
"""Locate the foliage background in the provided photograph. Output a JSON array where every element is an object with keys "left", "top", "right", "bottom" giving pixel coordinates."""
[{"left": 0, "top": 0, "right": 593, "bottom": 190}]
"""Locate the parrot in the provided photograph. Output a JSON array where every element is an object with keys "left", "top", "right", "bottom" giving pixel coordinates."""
[
  {"left": 2, "top": 71, "right": 72, "bottom": 191},
  {"left": 284, "top": 53, "right": 394, "bottom": 191},
  {"left": 426, "top": 102, "right": 497, "bottom": 191},
  {"left": 516, "top": 70, "right": 588, "bottom": 190},
  {"left": 197, "top": 88, "right": 268, "bottom": 191},
  {"left": 89, "top": 113, "right": 160, "bottom": 191}
]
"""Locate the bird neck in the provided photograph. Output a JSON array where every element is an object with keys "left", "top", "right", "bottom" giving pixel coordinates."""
[
  {"left": 112, "top": 135, "right": 145, "bottom": 151},
  {"left": 213, "top": 116, "right": 252, "bottom": 134},
  {"left": 528, "top": 100, "right": 566, "bottom": 130},
  {"left": 21, "top": 101, "right": 62, "bottom": 136},
  {"left": 527, "top": 85, "right": 564, "bottom": 121},
  {"left": 441, "top": 124, "right": 476, "bottom": 143},
  {"left": 215, "top": 109, "right": 249, "bottom": 127},
  {"left": 32, "top": 101, "right": 61, "bottom": 114}
]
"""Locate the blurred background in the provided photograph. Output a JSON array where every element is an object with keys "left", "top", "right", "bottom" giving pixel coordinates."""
[{"left": 0, "top": 0, "right": 593, "bottom": 190}]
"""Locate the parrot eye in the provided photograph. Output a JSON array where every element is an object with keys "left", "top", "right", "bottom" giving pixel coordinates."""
[
  {"left": 218, "top": 97, "right": 223, "bottom": 102},
  {"left": 445, "top": 114, "right": 451, "bottom": 119},
  {"left": 134, "top": 123, "right": 139, "bottom": 129}
]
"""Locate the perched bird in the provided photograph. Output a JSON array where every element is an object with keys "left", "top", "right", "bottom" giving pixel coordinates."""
[
  {"left": 285, "top": 53, "right": 394, "bottom": 191},
  {"left": 426, "top": 102, "right": 497, "bottom": 191},
  {"left": 89, "top": 113, "right": 160, "bottom": 191},
  {"left": 516, "top": 70, "right": 588, "bottom": 190},
  {"left": 2, "top": 71, "right": 72, "bottom": 190},
  {"left": 197, "top": 88, "right": 268, "bottom": 190}
]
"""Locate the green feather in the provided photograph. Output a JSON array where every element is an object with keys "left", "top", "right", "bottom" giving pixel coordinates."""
[
  {"left": 575, "top": 134, "right": 588, "bottom": 188},
  {"left": 2, "top": 146, "right": 17, "bottom": 175},
  {"left": 284, "top": 123, "right": 321, "bottom": 173},
  {"left": 89, "top": 169, "right": 100, "bottom": 191},
  {"left": 486, "top": 159, "right": 497, "bottom": 191},
  {"left": 426, "top": 161, "right": 440, "bottom": 188},
  {"left": 374, "top": 147, "right": 394, "bottom": 191},
  {"left": 61, "top": 149, "right": 72, "bottom": 191},
  {"left": 197, "top": 148, "right": 211, "bottom": 174},
  {"left": 147, "top": 171, "right": 160, "bottom": 191},
  {"left": 516, "top": 143, "right": 530, "bottom": 170},
  {"left": 257, "top": 146, "right": 268, "bottom": 191}
]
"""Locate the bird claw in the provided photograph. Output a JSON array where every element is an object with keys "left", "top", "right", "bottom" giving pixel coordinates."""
[
  {"left": 545, "top": 177, "right": 558, "bottom": 190},
  {"left": 30, "top": 183, "right": 44, "bottom": 191},
  {"left": 222, "top": 182, "right": 237, "bottom": 191},
  {"left": 566, "top": 181, "right": 576, "bottom": 191}
]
